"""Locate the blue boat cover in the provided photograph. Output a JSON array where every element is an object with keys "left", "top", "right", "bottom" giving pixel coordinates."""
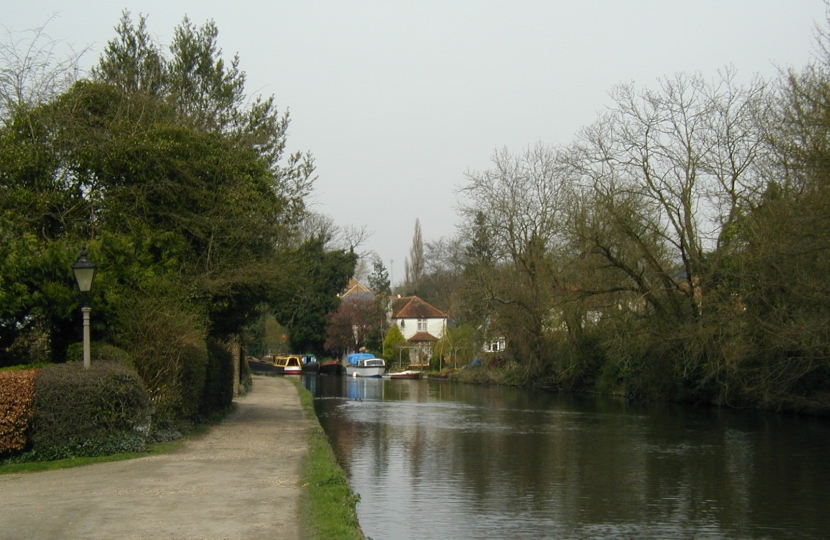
[{"left": 347, "top": 352, "right": 376, "bottom": 365}]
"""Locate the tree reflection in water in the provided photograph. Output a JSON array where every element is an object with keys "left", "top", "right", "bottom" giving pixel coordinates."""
[{"left": 304, "top": 375, "right": 830, "bottom": 540}]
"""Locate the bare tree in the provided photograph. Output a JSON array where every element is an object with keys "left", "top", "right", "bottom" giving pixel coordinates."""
[
  {"left": 0, "top": 17, "right": 86, "bottom": 124},
  {"left": 459, "top": 144, "right": 570, "bottom": 274},
  {"left": 456, "top": 144, "right": 574, "bottom": 367},
  {"left": 566, "top": 71, "right": 768, "bottom": 320}
]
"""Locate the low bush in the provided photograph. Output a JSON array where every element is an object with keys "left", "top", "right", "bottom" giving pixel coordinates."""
[
  {"left": 0, "top": 369, "right": 39, "bottom": 455},
  {"left": 449, "top": 362, "right": 532, "bottom": 386},
  {"left": 31, "top": 361, "right": 152, "bottom": 459}
]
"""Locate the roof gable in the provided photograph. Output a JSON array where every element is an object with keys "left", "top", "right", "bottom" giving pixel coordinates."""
[
  {"left": 340, "top": 277, "right": 373, "bottom": 299},
  {"left": 391, "top": 296, "right": 447, "bottom": 319},
  {"left": 408, "top": 331, "right": 438, "bottom": 342}
]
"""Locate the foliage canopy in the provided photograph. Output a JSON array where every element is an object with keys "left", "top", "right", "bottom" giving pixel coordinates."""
[{"left": 0, "top": 13, "right": 354, "bottom": 420}]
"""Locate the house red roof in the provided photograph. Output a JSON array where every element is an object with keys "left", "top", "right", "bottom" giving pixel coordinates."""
[
  {"left": 408, "top": 331, "right": 438, "bottom": 342},
  {"left": 391, "top": 296, "right": 448, "bottom": 319}
]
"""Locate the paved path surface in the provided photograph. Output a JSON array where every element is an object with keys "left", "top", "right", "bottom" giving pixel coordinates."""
[{"left": 0, "top": 375, "right": 309, "bottom": 540}]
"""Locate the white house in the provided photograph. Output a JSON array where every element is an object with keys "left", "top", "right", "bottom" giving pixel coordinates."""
[
  {"left": 390, "top": 296, "right": 448, "bottom": 366},
  {"left": 483, "top": 337, "right": 506, "bottom": 354}
]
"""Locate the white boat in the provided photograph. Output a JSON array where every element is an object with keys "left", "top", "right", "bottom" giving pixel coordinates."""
[{"left": 345, "top": 353, "right": 386, "bottom": 378}]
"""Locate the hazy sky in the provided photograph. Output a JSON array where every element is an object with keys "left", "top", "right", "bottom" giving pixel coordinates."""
[{"left": 6, "top": 1, "right": 828, "bottom": 285}]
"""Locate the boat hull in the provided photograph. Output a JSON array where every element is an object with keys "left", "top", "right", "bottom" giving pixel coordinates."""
[
  {"left": 346, "top": 353, "right": 386, "bottom": 377},
  {"left": 346, "top": 365, "right": 386, "bottom": 378},
  {"left": 319, "top": 362, "right": 344, "bottom": 376},
  {"left": 389, "top": 370, "right": 421, "bottom": 379},
  {"left": 302, "top": 362, "right": 321, "bottom": 374}
]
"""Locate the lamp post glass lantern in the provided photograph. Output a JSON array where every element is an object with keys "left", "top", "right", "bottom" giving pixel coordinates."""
[
  {"left": 72, "top": 247, "right": 97, "bottom": 293},
  {"left": 72, "top": 247, "right": 97, "bottom": 368}
]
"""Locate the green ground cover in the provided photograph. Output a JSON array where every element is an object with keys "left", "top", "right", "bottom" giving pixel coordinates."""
[
  {"left": 290, "top": 378, "right": 366, "bottom": 540},
  {"left": 0, "top": 410, "right": 226, "bottom": 475}
]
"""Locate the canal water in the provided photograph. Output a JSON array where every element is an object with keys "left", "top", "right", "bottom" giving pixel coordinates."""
[{"left": 304, "top": 375, "right": 830, "bottom": 540}]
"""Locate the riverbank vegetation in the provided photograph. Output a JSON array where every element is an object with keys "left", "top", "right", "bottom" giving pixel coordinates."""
[
  {"left": 292, "top": 379, "right": 366, "bottom": 540},
  {"left": 401, "top": 18, "right": 830, "bottom": 415}
]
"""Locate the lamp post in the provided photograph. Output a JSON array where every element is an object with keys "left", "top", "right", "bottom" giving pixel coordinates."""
[{"left": 72, "top": 247, "right": 97, "bottom": 369}]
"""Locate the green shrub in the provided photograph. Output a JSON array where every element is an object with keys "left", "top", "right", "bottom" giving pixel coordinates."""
[
  {"left": 449, "top": 361, "right": 530, "bottom": 386},
  {"left": 66, "top": 342, "right": 132, "bottom": 365},
  {"left": 200, "top": 340, "right": 234, "bottom": 416},
  {"left": 4, "top": 432, "right": 147, "bottom": 464},
  {"left": 382, "top": 325, "right": 406, "bottom": 361},
  {"left": 113, "top": 286, "right": 209, "bottom": 424},
  {"left": 31, "top": 361, "right": 152, "bottom": 459}
]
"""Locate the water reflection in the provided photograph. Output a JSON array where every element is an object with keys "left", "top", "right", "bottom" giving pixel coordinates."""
[{"left": 304, "top": 375, "right": 830, "bottom": 540}]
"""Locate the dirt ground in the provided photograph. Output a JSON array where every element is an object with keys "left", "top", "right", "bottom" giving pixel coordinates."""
[{"left": 0, "top": 375, "right": 310, "bottom": 540}]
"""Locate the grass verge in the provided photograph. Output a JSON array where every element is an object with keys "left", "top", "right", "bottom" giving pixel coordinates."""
[
  {"left": 289, "top": 377, "right": 366, "bottom": 540},
  {"left": 0, "top": 406, "right": 234, "bottom": 476},
  {"left": 449, "top": 362, "right": 533, "bottom": 385},
  {"left": 0, "top": 440, "right": 182, "bottom": 475}
]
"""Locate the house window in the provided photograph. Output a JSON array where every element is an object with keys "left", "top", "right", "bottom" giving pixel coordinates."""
[
  {"left": 417, "top": 319, "right": 427, "bottom": 332},
  {"left": 485, "top": 339, "right": 506, "bottom": 353},
  {"left": 400, "top": 320, "right": 405, "bottom": 328}
]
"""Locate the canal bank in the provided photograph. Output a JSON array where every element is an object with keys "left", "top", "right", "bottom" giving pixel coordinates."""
[
  {"left": 310, "top": 374, "right": 830, "bottom": 540},
  {"left": 0, "top": 375, "right": 343, "bottom": 539}
]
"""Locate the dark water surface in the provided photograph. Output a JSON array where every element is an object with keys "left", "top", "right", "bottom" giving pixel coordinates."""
[{"left": 304, "top": 375, "right": 830, "bottom": 540}]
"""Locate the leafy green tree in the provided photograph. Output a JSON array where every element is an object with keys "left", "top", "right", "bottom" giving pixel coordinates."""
[
  {"left": 93, "top": 12, "right": 164, "bottom": 94},
  {"left": 366, "top": 256, "right": 391, "bottom": 350},
  {"left": 432, "top": 323, "right": 477, "bottom": 367},
  {"left": 0, "top": 11, "right": 337, "bottom": 417},
  {"left": 383, "top": 324, "right": 406, "bottom": 363},
  {"left": 367, "top": 257, "right": 391, "bottom": 298},
  {"left": 270, "top": 238, "right": 357, "bottom": 356}
]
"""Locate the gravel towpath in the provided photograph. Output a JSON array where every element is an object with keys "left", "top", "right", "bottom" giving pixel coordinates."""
[{"left": 0, "top": 375, "right": 309, "bottom": 540}]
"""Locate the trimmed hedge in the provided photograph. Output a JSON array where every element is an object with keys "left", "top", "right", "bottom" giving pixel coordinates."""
[
  {"left": 0, "top": 369, "right": 39, "bottom": 454},
  {"left": 66, "top": 342, "right": 132, "bottom": 365},
  {"left": 30, "top": 361, "right": 152, "bottom": 459}
]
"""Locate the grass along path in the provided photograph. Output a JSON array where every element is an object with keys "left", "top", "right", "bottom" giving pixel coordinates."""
[{"left": 290, "top": 377, "right": 366, "bottom": 540}]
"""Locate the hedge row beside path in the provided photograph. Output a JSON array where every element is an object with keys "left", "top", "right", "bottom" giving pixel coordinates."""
[
  {"left": 31, "top": 362, "right": 152, "bottom": 459},
  {"left": 1, "top": 362, "right": 153, "bottom": 462},
  {"left": 0, "top": 370, "right": 38, "bottom": 454}
]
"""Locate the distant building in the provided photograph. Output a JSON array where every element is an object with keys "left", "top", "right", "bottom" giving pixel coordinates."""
[
  {"left": 339, "top": 277, "right": 373, "bottom": 300},
  {"left": 483, "top": 337, "right": 506, "bottom": 354},
  {"left": 390, "top": 296, "right": 448, "bottom": 366}
]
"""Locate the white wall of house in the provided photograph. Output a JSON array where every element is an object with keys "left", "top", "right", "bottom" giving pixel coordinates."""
[
  {"left": 395, "top": 317, "right": 446, "bottom": 341},
  {"left": 483, "top": 337, "right": 506, "bottom": 353}
]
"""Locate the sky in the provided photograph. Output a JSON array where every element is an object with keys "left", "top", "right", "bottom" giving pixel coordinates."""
[{"left": 5, "top": 1, "right": 828, "bottom": 285}]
